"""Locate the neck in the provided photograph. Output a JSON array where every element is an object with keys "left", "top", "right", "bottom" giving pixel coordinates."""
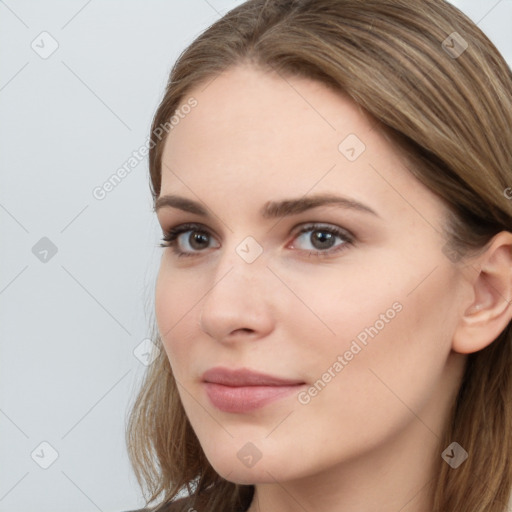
[{"left": 246, "top": 416, "right": 440, "bottom": 512}]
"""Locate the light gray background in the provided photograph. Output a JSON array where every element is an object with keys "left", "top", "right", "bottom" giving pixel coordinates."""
[{"left": 0, "top": 1, "right": 510, "bottom": 511}]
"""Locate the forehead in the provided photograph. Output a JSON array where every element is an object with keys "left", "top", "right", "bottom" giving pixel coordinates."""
[
  {"left": 163, "top": 64, "right": 375, "bottom": 161},
  {"left": 158, "top": 64, "right": 443, "bottom": 225}
]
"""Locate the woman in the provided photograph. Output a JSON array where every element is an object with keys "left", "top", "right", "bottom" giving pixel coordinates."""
[{"left": 125, "top": 0, "right": 512, "bottom": 510}]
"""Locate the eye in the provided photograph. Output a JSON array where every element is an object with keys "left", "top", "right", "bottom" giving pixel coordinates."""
[
  {"left": 159, "top": 222, "right": 354, "bottom": 258},
  {"left": 289, "top": 223, "right": 353, "bottom": 257},
  {"left": 159, "top": 222, "right": 219, "bottom": 258}
]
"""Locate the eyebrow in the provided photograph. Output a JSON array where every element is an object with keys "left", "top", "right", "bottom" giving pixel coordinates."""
[{"left": 154, "top": 193, "right": 380, "bottom": 219}]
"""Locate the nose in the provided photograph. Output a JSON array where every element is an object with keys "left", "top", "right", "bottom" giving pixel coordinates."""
[{"left": 198, "top": 247, "right": 275, "bottom": 343}]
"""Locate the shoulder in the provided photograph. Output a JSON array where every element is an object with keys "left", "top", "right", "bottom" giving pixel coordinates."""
[
  {"left": 123, "top": 485, "right": 252, "bottom": 512},
  {"left": 122, "top": 495, "right": 211, "bottom": 512}
]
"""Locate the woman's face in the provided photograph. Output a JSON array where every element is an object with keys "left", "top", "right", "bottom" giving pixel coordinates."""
[{"left": 154, "top": 64, "right": 468, "bottom": 485}]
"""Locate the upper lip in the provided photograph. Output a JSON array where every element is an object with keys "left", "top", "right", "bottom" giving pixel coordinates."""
[{"left": 202, "top": 367, "right": 305, "bottom": 387}]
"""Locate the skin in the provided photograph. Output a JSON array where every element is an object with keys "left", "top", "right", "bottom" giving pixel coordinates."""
[{"left": 154, "top": 63, "right": 512, "bottom": 512}]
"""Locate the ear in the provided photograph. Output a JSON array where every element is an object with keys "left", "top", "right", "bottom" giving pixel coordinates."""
[{"left": 452, "top": 231, "right": 512, "bottom": 354}]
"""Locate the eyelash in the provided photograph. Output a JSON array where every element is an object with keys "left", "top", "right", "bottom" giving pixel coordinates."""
[{"left": 159, "top": 222, "right": 354, "bottom": 259}]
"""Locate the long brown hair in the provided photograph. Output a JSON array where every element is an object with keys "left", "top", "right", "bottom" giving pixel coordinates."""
[{"left": 125, "top": 1, "right": 512, "bottom": 510}]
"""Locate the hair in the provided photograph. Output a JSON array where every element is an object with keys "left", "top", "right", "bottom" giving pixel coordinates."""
[{"left": 125, "top": 1, "right": 512, "bottom": 510}]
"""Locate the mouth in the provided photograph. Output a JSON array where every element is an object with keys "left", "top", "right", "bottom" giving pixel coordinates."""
[{"left": 201, "top": 366, "right": 306, "bottom": 413}]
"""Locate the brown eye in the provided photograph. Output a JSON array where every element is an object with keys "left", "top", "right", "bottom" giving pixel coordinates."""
[
  {"left": 290, "top": 223, "right": 354, "bottom": 257},
  {"left": 160, "top": 223, "right": 219, "bottom": 257}
]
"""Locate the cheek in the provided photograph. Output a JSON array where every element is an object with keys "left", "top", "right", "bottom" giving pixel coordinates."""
[
  {"left": 154, "top": 263, "right": 196, "bottom": 374},
  {"left": 274, "top": 257, "right": 407, "bottom": 357},
  {"left": 155, "top": 259, "right": 198, "bottom": 329},
  {"left": 154, "top": 265, "right": 173, "bottom": 339},
  {"left": 290, "top": 256, "right": 458, "bottom": 398},
  {"left": 312, "top": 264, "right": 458, "bottom": 414}
]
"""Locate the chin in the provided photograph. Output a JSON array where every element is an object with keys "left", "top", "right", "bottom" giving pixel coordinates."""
[
  {"left": 201, "top": 439, "right": 307, "bottom": 485},
  {"left": 211, "top": 461, "right": 284, "bottom": 485}
]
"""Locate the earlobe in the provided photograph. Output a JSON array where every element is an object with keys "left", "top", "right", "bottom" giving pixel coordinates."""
[{"left": 452, "top": 231, "right": 512, "bottom": 355}]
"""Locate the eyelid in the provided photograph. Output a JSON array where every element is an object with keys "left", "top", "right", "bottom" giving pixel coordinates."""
[
  {"left": 160, "top": 221, "right": 355, "bottom": 258},
  {"left": 160, "top": 220, "right": 353, "bottom": 239},
  {"left": 290, "top": 222, "right": 354, "bottom": 243}
]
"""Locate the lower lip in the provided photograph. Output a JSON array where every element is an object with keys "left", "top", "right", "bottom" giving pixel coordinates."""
[{"left": 203, "top": 382, "right": 304, "bottom": 413}]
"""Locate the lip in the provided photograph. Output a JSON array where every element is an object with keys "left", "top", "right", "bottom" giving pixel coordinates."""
[
  {"left": 202, "top": 367, "right": 305, "bottom": 387},
  {"left": 202, "top": 367, "right": 306, "bottom": 413}
]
